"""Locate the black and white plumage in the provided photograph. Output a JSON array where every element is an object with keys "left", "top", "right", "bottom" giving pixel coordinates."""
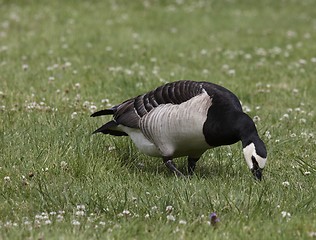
[{"left": 91, "top": 80, "right": 267, "bottom": 180}]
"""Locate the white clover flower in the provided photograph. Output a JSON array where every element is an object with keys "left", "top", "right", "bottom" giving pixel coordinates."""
[
  {"left": 4, "top": 176, "right": 10, "bottom": 182},
  {"left": 299, "top": 118, "right": 306, "bottom": 124},
  {"left": 108, "top": 146, "right": 116, "bottom": 151},
  {"left": 83, "top": 101, "right": 90, "bottom": 108},
  {"left": 135, "top": 82, "right": 143, "bottom": 88},
  {"left": 71, "top": 112, "right": 77, "bottom": 119},
  {"left": 265, "top": 131, "right": 271, "bottom": 139},
  {"left": 290, "top": 133, "right": 297, "bottom": 138},
  {"left": 281, "top": 211, "right": 291, "bottom": 218},
  {"left": 34, "top": 219, "right": 40, "bottom": 226},
  {"left": 270, "top": 46, "right": 282, "bottom": 55},
  {"left": 227, "top": 69, "right": 236, "bottom": 76},
  {"left": 4, "top": 221, "right": 13, "bottom": 227},
  {"left": 60, "top": 161, "right": 68, "bottom": 170},
  {"left": 22, "top": 64, "right": 29, "bottom": 71},
  {"left": 282, "top": 181, "right": 290, "bottom": 187},
  {"left": 24, "top": 220, "right": 31, "bottom": 226},
  {"left": 71, "top": 220, "right": 80, "bottom": 226},
  {"left": 304, "top": 33, "right": 311, "bottom": 39},
  {"left": 308, "top": 232, "right": 316, "bottom": 237},
  {"left": 255, "top": 48, "right": 267, "bottom": 56},
  {"left": 304, "top": 171, "right": 311, "bottom": 175},
  {"left": 57, "top": 215, "right": 64, "bottom": 222},
  {"left": 166, "top": 205, "right": 173, "bottom": 213},
  {"left": 48, "top": 76, "right": 55, "bottom": 82},
  {"left": 44, "top": 219, "right": 52, "bottom": 225},
  {"left": 242, "top": 105, "right": 251, "bottom": 113},
  {"left": 167, "top": 214, "right": 176, "bottom": 221},
  {"left": 202, "top": 69, "right": 209, "bottom": 75},
  {"left": 200, "top": 49, "right": 207, "bottom": 55},
  {"left": 90, "top": 105, "right": 97, "bottom": 112},
  {"left": 41, "top": 212, "right": 49, "bottom": 220},
  {"left": 0, "top": 45, "right": 8, "bottom": 52},
  {"left": 221, "top": 64, "right": 230, "bottom": 70},
  {"left": 298, "top": 59, "right": 306, "bottom": 65},
  {"left": 125, "top": 69, "right": 133, "bottom": 75},
  {"left": 244, "top": 53, "right": 252, "bottom": 60},
  {"left": 63, "top": 62, "right": 71, "bottom": 68},
  {"left": 122, "top": 210, "right": 130, "bottom": 216},
  {"left": 76, "top": 204, "right": 85, "bottom": 211},
  {"left": 179, "top": 220, "right": 187, "bottom": 225},
  {"left": 76, "top": 210, "right": 85, "bottom": 216},
  {"left": 280, "top": 113, "right": 289, "bottom": 120}
]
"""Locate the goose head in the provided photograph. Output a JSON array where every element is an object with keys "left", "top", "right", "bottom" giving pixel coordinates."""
[
  {"left": 239, "top": 114, "right": 267, "bottom": 181},
  {"left": 242, "top": 140, "right": 267, "bottom": 180}
]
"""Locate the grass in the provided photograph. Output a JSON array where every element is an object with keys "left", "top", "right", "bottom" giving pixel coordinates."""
[{"left": 1, "top": 0, "right": 316, "bottom": 239}]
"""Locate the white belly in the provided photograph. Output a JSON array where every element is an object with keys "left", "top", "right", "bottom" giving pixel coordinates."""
[
  {"left": 119, "top": 126, "right": 161, "bottom": 157},
  {"left": 140, "top": 91, "right": 212, "bottom": 158}
]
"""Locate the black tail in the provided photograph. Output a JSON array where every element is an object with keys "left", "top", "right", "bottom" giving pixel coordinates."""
[
  {"left": 92, "top": 120, "right": 128, "bottom": 136},
  {"left": 90, "top": 108, "right": 115, "bottom": 117}
]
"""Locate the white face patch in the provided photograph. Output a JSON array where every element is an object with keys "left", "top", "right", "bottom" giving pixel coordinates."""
[{"left": 243, "top": 143, "right": 267, "bottom": 169}]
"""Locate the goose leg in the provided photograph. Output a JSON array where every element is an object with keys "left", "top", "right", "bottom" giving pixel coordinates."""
[
  {"left": 163, "top": 157, "right": 184, "bottom": 177},
  {"left": 188, "top": 157, "right": 200, "bottom": 175}
]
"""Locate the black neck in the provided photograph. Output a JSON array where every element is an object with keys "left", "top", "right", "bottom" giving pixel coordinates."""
[{"left": 239, "top": 114, "right": 267, "bottom": 158}]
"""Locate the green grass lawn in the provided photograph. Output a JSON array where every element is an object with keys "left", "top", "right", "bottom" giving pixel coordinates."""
[{"left": 1, "top": 0, "right": 316, "bottom": 239}]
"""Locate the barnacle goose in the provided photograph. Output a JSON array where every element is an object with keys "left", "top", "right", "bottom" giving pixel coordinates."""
[{"left": 91, "top": 80, "right": 267, "bottom": 180}]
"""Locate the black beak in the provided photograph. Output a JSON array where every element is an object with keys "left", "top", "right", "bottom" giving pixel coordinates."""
[
  {"left": 251, "top": 167, "right": 263, "bottom": 181},
  {"left": 251, "top": 156, "right": 263, "bottom": 181}
]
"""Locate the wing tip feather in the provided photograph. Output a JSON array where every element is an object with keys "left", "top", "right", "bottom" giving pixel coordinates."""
[{"left": 90, "top": 109, "right": 114, "bottom": 117}]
